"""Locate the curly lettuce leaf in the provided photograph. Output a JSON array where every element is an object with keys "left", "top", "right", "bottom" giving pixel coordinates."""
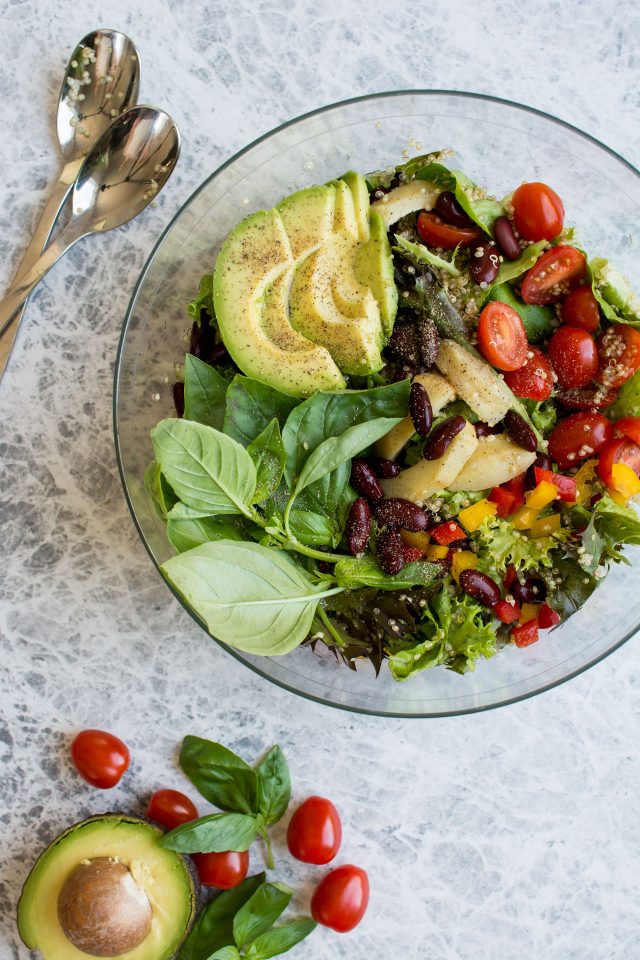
[
  {"left": 393, "top": 234, "right": 461, "bottom": 278},
  {"left": 187, "top": 274, "right": 216, "bottom": 326},
  {"left": 475, "top": 516, "right": 568, "bottom": 576},
  {"left": 571, "top": 494, "right": 640, "bottom": 574},
  {"left": 590, "top": 258, "right": 640, "bottom": 327},
  {"left": 494, "top": 241, "right": 547, "bottom": 286},
  {"left": 521, "top": 398, "right": 557, "bottom": 438}
]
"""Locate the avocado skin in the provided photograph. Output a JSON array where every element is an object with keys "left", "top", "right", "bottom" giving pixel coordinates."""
[{"left": 17, "top": 813, "right": 199, "bottom": 959}]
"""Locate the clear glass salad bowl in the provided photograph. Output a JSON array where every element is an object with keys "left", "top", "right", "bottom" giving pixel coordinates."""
[{"left": 114, "top": 91, "right": 640, "bottom": 717}]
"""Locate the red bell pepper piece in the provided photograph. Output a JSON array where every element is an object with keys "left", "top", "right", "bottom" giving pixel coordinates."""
[
  {"left": 538, "top": 602, "right": 561, "bottom": 629},
  {"left": 489, "top": 485, "right": 517, "bottom": 517},
  {"left": 512, "top": 619, "right": 540, "bottom": 648},
  {"left": 502, "top": 474, "right": 526, "bottom": 510},
  {"left": 429, "top": 520, "right": 467, "bottom": 545},
  {"left": 533, "top": 466, "right": 577, "bottom": 502},
  {"left": 504, "top": 564, "right": 518, "bottom": 590},
  {"left": 494, "top": 599, "right": 521, "bottom": 624}
]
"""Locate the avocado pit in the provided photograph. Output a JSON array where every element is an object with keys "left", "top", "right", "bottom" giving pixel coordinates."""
[{"left": 57, "top": 857, "right": 152, "bottom": 957}]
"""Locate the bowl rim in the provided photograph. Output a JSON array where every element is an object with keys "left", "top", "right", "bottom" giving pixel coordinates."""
[{"left": 113, "top": 88, "right": 640, "bottom": 718}]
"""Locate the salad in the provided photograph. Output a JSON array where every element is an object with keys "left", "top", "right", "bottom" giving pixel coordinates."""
[{"left": 146, "top": 150, "right": 640, "bottom": 682}]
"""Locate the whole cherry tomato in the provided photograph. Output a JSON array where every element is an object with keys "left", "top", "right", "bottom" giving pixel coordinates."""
[
  {"left": 597, "top": 324, "right": 640, "bottom": 388},
  {"left": 561, "top": 286, "right": 601, "bottom": 332},
  {"left": 287, "top": 796, "right": 342, "bottom": 865},
  {"left": 614, "top": 416, "right": 640, "bottom": 445},
  {"left": 548, "top": 412, "right": 613, "bottom": 470},
  {"left": 311, "top": 865, "right": 369, "bottom": 933},
  {"left": 512, "top": 182, "right": 564, "bottom": 241},
  {"left": 476, "top": 301, "right": 528, "bottom": 372},
  {"left": 70, "top": 729, "right": 130, "bottom": 789},
  {"left": 596, "top": 437, "right": 640, "bottom": 487},
  {"left": 416, "top": 210, "right": 482, "bottom": 250},
  {"left": 503, "top": 346, "right": 553, "bottom": 400},
  {"left": 146, "top": 790, "right": 198, "bottom": 831},
  {"left": 521, "top": 246, "right": 586, "bottom": 305},
  {"left": 193, "top": 850, "right": 249, "bottom": 889},
  {"left": 547, "top": 326, "right": 599, "bottom": 389}
]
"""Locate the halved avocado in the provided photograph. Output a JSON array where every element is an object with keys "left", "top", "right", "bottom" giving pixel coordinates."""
[{"left": 17, "top": 814, "right": 197, "bottom": 960}]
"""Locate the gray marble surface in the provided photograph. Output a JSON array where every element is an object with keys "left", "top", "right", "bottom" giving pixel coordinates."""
[{"left": 1, "top": 2, "right": 640, "bottom": 958}]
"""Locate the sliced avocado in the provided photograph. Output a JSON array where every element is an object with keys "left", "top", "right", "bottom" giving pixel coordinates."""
[
  {"left": 354, "top": 212, "right": 398, "bottom": 335},
  {"left": 213, "top": 208, "right": 344, "bottom": 397},
  {"left": 17, "top": 814, "right": 197, "bottom": 960},
  {"left": 276, "top": 185, "right": 335, "bottom": 259},
  {"left": 328, "top": 179, "right": 359, "bottom": 241},
  {"left": 323, "top": 236, "right": 377, "bottom": 320},
  {"left": 340, "top": 171, "right": 371, "bottom": 241}
]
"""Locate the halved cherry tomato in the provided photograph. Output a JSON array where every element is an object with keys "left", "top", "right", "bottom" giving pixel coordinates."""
[
  {"left": 70, "top": 729, "right": 130, "bottom": 789},
  {"left": 615, "top": 416, "right": 640, "bottom": 445},
  {"left": 533, "top": 467, "right": 577, "bottom": 502},
  {"left": 548, "top": 412, "right": 613, "bottom": 470},
  {"left": 494, "top": 599, "right": 521, "bottom": 624},
  {"left": 311, "top": 865, "right": 369, "bottom": 933},
  {"left": 561, "top": 286, "right": 601, "bottom": 332},
  {"left": 429, "top": 520, "right": 467, "bottom": 546},
  {"left": 489, "top": 485, "right": 517, "bottom": 517},
  {"left": 512, "top": 182, "right": 564, "bottom": 241},
  {"left": 287, "top": 796, "right": 342, "bottom": 865},
  {"left": 503, "top": 346, "right": 553, "bottom": 401},
  {"left": 596, "top": 324, "right": 640, "bottom": 388},
  {"left": 596, "top": 437, "right": 640, "bottom": 487},
  {"left": 521, "top": 246, "right": 586, "bottom": 305},
  {"left": 547, "top": 326, "right": 599, "bottom": 389},
  {"left": 538, "top": 603, "right": 561, "bottom": 629},
  {"left": 477, "top": 301, "right": 528, "bottom": 372},
  {"left": 193, "top": 851, "right": 249, "bottom": 889},
  {"left": 512, "top": 619, "right": 540, "bottom": 648},
  {"left": 146, "top": 790, "right": 198, "bottom": 831},
  {"left": 554, "top": 383, "right": 618, "bottom": 410},
  {"left": 416, "top": 210, "right": 482, "bottom": 250}
]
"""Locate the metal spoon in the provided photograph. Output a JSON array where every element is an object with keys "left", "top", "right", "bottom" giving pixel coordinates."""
[
  {"left": 0, "top": 106, "right": 180, "bottom": 332},
  {"left": 0, "top": 29, "right": 140, "bottom": 372}
]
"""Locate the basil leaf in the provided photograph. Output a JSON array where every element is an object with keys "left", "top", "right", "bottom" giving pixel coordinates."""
[
  {"left": 161, "top": 541, "right": 341, "bottom": 655},
  {"left": 334, "top": 555, "right": 443, "bottom": 589},
  {"left": 151, "top": 419, "right": 257, "bottom": 516},
  {"left": 161, "top": 812, "right": 258, "bottom": 853},
  {"left": 144, "top": 460, "right": 178, "bottom": 518},
  {"left": 184, "top": 354, "right": 229, "bottom": 430},
  {"left": 224, "top": 376, "right": 300, "bottom": 447},
  {"left": 179, "top": 736, "right": 259, "bottom": 814},
  {"left": 209, "top": 948, "right": 240, "bottom": 960},
  {"left": 255, "top": 746, "right": 291, "bottom": 826},
  {"left": 178, "top": 873, "right": 265, "bottom": 960},
  {"left": 167, "top": 514, "right": 247, "bottom": 553},
  {"left": 606, "top": 369, "right": 640, "bottom": 419},
  {"left": 233, "top": 883, "right": 292, "bottom": 949},
  {"left": 244, "top": 920, "right": 317, "bottom": 960},
  {"left": 415, "top": 162, "right": 504, "bottom": 232},
  {"left": 247, "top": 420, "right": 286, "bottom": 503},
  {"left": 488, "top": 283, "right": 554, "bottom": 342},
  {"left": 287, "top": 510, "right": 338, "bottom": 547}
]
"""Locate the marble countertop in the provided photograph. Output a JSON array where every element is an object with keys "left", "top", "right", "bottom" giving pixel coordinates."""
[{"left": 1, "top": 1, "right": 639, "bottom": 958}]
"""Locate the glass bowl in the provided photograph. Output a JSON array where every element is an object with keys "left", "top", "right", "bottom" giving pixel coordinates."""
[{"left": 114, "top": 91, "right": 640, "bottom": 717}]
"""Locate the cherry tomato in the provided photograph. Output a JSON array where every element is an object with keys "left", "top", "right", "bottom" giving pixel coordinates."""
[
  {"left": 416, "top": 210, "right": 482, "bottom": 250},
  {"left": 547, "top": 326, "right": 599, "bottom": 389},
  {"left": 596, "top": 324, "right": 640, "bottom": 388},
  {"left": 311, "top": 865, "right": 369, "bottom": 933},
  {"left": 615, "top": 416, "right": 640, "bottom": 445},
  {"left": 476, "top": 301, "right": 528, "bottom": 372},
  {"left": 512, "top": 182, "right": 564, "bottom": 241},
  {"left": 548, "top": 412, "right": 613, "bottom": 470},
  {"left": 521, "top": 246, "right": 586, "bottom": 305},
  {"left": 596, "top": 437, "right": 640, "bottom": 487},
  {"left": 70, "top": 729, "right": 130, "bottom": 789},
  {"left": 554, "top": 383, "right": 618, "bottom": 410},
  {"left": 146, "top": 790, "right": 198, "bottom": 831},
  {"left": 193, "top": 851, "right": 249, "bottom": 889},
  {"left": 503, "top": 346, "right": 553, "bottom": 400},
  {"left": 561, "top": 286, "right": 601, "bottom": 332},
  {"left": 287, "top": 796, "right": 342, "bottom": 865}
]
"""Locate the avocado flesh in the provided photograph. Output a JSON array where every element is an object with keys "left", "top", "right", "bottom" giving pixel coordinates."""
[
  {"left": 276, "top": 185, "right": 336, "bottom": 259},
  {"left": 340, "top": 171, "right": 371, "bottom": 241},
  {"left": 329, "top": 179, "right": 359, "bottom": 242},
  {"left": 17, "top": 814, "right": 197, "bottom": 960},
  {"left": 354, "top": 212, "right": 398, "bottom": 335}
]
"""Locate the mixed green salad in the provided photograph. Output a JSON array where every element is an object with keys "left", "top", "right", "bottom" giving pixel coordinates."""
[{"left": 146, "top": 149, "right": 640, "bottom": 682}]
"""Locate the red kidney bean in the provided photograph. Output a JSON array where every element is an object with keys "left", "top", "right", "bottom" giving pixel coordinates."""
[
  {"left": 369, "top": 456, "right": 401, "bottom": 479},
  {"left": 504, "top": 410, "right": 537, "bottom": 453},
  {"left": 511, "top": 577, "right": 547, "bottom": 604},
  {"left": 401, "top": 544, "right": 423, "bottom": 564},
  {"left": 470, "top": 242, "right": 500, "bottom": 286},
  {"left": 423, "top": 415, "right": 466, "bottom": 460},
  {"left": 434, "top": 190, "right": 475, "bottom": 228},
  {"left": 173, "top": 381, "right": 185, "bottom": 417},
  {"left": 351, "top": 458, "right": 384, "bottom": 503},
  {"left": 409, "top": 382, "right": 433, "bottom": 436},
  {"left": 474, "top": 420, "right": 501, "bottom": 438},
  {"left": 377, "top": 529, "right": 405, "bottom": 575},
  {"left": 374, "top": 498, "right": 431, "bottom": 532},
  {"left": 493, "top": 215, "right": 521, "bottom": 261},
  {"left": 459, "top": 569, "right": 501, "bottom": 607},
  {"left": 525, "top": 452, "right": 553, "bottom": 490},
  {"left": 345, "top": 498, "right": 372, "bottom": 556}
]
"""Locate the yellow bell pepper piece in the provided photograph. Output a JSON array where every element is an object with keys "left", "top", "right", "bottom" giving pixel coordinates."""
[
  {"left": 425, "top": 544, "right": 449, "bottom": 561},
  {"left": 511, "top": 505, "right": 540, "bottom": 530},
  {"left": 400, "top": 530, "right": 431, "bottom": 552},
  {"left": 529, "top": 513, "right": 562, "bottom": 539},
  {"left": 525, "top": 480, "right": 558, "bottom": 510},
  {"left": 574, "top": 459, "right": 598, "bottom": 504},
  {"left": 451, "top": 550, "right": 478, "bottom": 581},
  {"left": 519, "top": 602, "right": 539, "bottom": 623},
  {"left": 457, "top": 498, "right": 498, "bottom": 533},
  {"left": 608, "top": 462, "right": 640, "bottom": 501}
]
